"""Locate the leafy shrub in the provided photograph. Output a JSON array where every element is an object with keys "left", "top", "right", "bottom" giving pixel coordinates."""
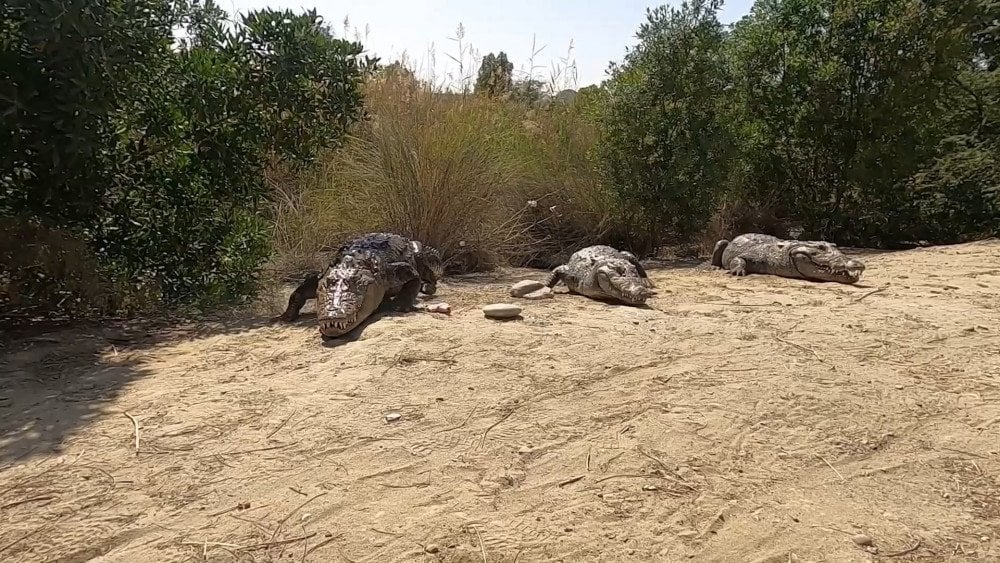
[
  {"left": 1, "top": 1, "right": 372, "bottom": 316},
  {"left": 594, "top": 0, "right": 734, "bottom": 251}
]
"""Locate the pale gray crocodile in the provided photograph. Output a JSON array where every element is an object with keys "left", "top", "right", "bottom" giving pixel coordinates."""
[
  {"left": 544, "top": 245, "right": 655, "bottom": 306},
  {"left": 712, "top": 233, "right": 865, "bottom": 284},
  {"left": 276, "top": 232, "right": 444, "bottom": 338}
]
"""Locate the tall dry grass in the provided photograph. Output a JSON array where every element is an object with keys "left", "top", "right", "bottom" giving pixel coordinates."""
[{"left": 270, "top": 37, "right": 626, "bottom": 277}]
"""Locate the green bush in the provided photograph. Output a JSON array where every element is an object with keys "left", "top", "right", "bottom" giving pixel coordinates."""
[
  {"left": 594, "top": 0, "right": 734, "bottom": 251},
  {"left": 1, "top": 0, "right": 372, "bottom": 314}
]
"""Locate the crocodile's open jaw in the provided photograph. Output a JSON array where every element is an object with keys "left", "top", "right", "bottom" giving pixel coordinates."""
[
  {"left": 598, "top": 265, "right": 653, "bottom": 306},
  {"left": 316, "top": 258, "right": 381, "bottom": 337},
  {"left": 791, "top": 244, "right": 865, "bottom": 284}
]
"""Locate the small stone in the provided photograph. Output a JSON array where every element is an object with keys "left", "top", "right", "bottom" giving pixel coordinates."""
[
  {"left": 677, "top": 529, "right": 698, "bottom": 538},
  {"left": 384, "top": 411, "right": 402, "bottom": 423},
  {"left": 483, "top": 303, "right": 522, "bottom": 319},
  {"left": 982, "top": 536, "right": 991, "bottom": 542},
  {"left": 642, "top": 485, "right": 658, "bottom": 491},
  {"left": 510, "top": 280, "right": 545, "bottom": 297},
  {"left": 426, "top": 302, "right": 452, "bottom": 315},
  {"left": 517, "top": 446, "right": 532, "bottom": 454},
  {"left": 851, "top": 534, "right": 873, "bottom": 546},
  {"left": 425, "top": 544, "right": 440, "bottom": 554},
  {"left": 522, "top": 287, "right": 554, "bottom": 300}
]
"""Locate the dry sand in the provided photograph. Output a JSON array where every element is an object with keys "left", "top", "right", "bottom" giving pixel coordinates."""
[{"left": 1, "top": 241, "right": 999, "bottom": 562}]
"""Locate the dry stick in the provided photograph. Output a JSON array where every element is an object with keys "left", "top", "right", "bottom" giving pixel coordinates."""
[
  {"left": 123, "top": 412, "right": 140, "bottom": 455},
  {"left": 884, "top": 538, "right": 922, "bottom": 558},
  {"left": 594, "top": 473, "right": 661, "bottom": 484},
  {"left": 475, "top": 526, "right": 488, "bottom": 563},
  {"left": 854, "top": 287, "right": 886, "bottom": 303},
  {"left": 436, "top": 406, "right": 477, "bottom": 434},
  {"left": 637, "top": 446, "right": 693, "bottom": 488},
  {"left": 1, "top": 495, "right": 55, "bottom": 509},
  {"left": 270, "top": 492, "right": 328, "bottom": 544},
  {"left": 303, "top": 536, "right": 339, "bottom": 559},
  {"left": 267, "top": 409, "right": 298, "bottom": 440},
  {"left": 775, "top": 337, "right": 832, "bottom": 369},
  {"left": 815, "top": 454, "right": 846, "bottom": 483},
  {"left": 238, "top": 533, "right": 319, "bottom": 552},
  {"left": 478, "top": 410, "right": 515, "bottom": 448},
  {"left": 558, "top": 476, "right": 585, "bottom": 487}
]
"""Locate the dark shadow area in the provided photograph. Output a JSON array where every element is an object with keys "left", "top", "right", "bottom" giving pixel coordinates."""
[{"left": 0, "top": 311, "right": 297, "bottom": 466}]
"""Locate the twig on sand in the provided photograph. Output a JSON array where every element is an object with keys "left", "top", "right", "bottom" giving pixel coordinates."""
[
  {"left": 478, "top": 409, "right": 515, "bottom": 448},
  {"left": 437, "top": 406, "right": 477, "bottom": 434},
  {"left": 637, "top": 446, "right": 690, "bottom": 485},
  {"left": 815, "top": 454, "right": 846, "bottom": 483},
  {"left": 558, "top": 476, "right": 585, "bottom": 487},
  {"left": 267, "top": 410, "right": 297, "bottom": 440},
  {"left": 854, "top": 287, "right": 886, "bottom": 302},
  {"left": 270, "top": 492, "right": 328, "bottom": 544},
  {"left": 474, "top": 526, "right": 488, "bottom": 563},
  {"left": 182, "top": 533, "right": 317, "bottom": 552},
  {"left": 1, "top": 495, "right": 55, "bottom": 509},
  {"left": 884, "top": 538, "right": 922, "bottom": 558},
  {"left": 776, "top": 337, "right": 833, "bottom": 370},
  {"left": 123, "top": 412, "right": 141, "bottom": 455}
]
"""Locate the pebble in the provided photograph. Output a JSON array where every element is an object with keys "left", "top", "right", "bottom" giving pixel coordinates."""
[
  {"left": 483, "top": 303, "right": 522, "bottom": 319},
  {"left": 424, "top": 544, "right": 440, "bottom": 554},
  {"left": 522, "top": 287, "right": 554, "bottom": 300},
  {"left": 384, "top": 411, "right": 402, "bottom": 423},
  {"left": 510, "top": 280, "right": 545, "bottom": 297},
  {"left": 426, "top": 302, "right": 451, "bottom": 315},
  {"left": 851, "top": 534, "right": 873, "bottom": 546},
  {"left": 676, "top": 529, "right": 698, "bottom": 538}
]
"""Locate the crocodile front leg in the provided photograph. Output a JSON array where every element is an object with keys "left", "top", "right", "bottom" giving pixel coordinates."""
[
  {"left": 274, "top": 273, "right": 319, "bottom": 322},
  {"left": 544, "top": 265, "right": 569, "bottom": 288},
  {"left": 386, "top": 261, "right": 422, "bottom": 312},
  {"left": 727, "top": 257, "right": 748, "bottom": 276},
  {"left": 619, "top": 251, "right": 654, "bottom": 288}
]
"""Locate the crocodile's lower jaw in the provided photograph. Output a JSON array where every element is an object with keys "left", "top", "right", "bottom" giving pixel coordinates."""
[{"left": 319, "top": 317, "right": 359, "bottom": 336}]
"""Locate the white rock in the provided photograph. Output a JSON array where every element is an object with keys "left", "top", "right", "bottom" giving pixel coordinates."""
[
  {"left": 522, "top": 287, "right": 553, "bottom": 300},
  {"left": 384, "top": 411, "right": 402, "bottom": 423},
  {"left": 483, "top": 303, "right": 522, "bottom": 319},
  {"left": 510, "top": 280, "right": 545, "bottom": 298}
]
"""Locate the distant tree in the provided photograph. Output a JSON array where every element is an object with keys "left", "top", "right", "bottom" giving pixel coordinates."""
[
  {"left": 510, "top": 78, "right": 545, "bottom": 104},
  {"left": 595, "top": 0, "right": 733, "bottom": 244},
  {"left": 475, "top": 52, "right": 514, "bottom": 97},
  {"left": 725, "top": 0, "right": 982, "bottom": 244}
]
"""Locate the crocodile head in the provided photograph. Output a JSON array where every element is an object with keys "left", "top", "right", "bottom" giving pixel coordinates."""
[
  {"left": 316, "top": 254, "right": 386, "bottom": 338},
  {"left": 788, "top": 241, "right": 865, "bottom": 284},
  {"left": 595, "top": 259, "right": 655, "bottom": 305},
  {"left": 411, "top": 240, "right": 444, "bottom": 294}
]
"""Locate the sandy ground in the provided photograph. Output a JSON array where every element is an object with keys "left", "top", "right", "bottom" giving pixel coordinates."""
[{"left": 1, "top": 241, "right": 999, "bottom": 563}]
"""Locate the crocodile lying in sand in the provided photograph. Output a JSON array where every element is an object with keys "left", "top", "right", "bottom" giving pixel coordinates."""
[
  {"left": 276, "top": 233, "right": 444, "bottom": 338},
  {"left": 712, "top": 233, "right": 865, "bottom": 284},
  {"left": 544, "top": 245, "right": 655, "bottom": 306}
]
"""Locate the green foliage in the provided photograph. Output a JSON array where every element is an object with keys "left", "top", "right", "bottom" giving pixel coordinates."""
[
  {"left": 475, "top": 52, "right": 514, "bottom": 98},
  {"left": 724, "top": 0, "right": 980, "bottom": 244},
  {"left": 1, "top": 0, "right": 372, "bottom": 313},
  {"left": 594, "top": 0, "right": 733, "bottom": 247}
]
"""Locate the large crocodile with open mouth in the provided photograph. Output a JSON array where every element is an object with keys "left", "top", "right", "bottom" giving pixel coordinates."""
[
  {"left": 711, "top": 233, "right": 865, "bottom": 284},
  {"left": 276, "top": 232, "right": 444, "bottom": 338}
]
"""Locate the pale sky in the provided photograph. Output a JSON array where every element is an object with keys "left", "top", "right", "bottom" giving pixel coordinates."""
[{"left": 226, "top": 0, "right": 754, "bottom": 89}]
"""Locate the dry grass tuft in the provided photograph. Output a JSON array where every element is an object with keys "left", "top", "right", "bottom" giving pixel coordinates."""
[{"left": 269, "top": 46, "right": 625, "bottom": 277}]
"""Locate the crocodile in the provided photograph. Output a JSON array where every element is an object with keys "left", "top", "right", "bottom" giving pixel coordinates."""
[
  {"left": 276, "top": 233, "right": 444, "bottom": 337},
  {"left": 544, "top": 245, "right": 655, "bottom": 306},
  {"left": 711, "top": 233, "right": 865, "bottom": 284}
]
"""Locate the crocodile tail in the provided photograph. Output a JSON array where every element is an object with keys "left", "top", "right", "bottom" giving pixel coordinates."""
[{"left": 711, "top": 240, "right": 729, "bottom": 268}]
